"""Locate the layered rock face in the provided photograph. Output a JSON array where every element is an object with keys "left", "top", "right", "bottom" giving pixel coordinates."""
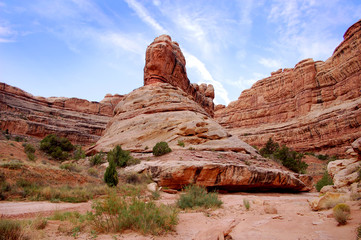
[
  {"left": 144, "top": 35, "right": 215, "bottom": 116},
  {"left": 216, "top": 20, "right": 361, "bottom": 155},
  {"left": 0, "top": 82, "right": 123, "bottom": 144},
  {"left": 90, "top": 35, "right": 312, "bottom": 192}
]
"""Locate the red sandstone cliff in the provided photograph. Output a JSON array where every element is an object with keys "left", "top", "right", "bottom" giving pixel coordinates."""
[
  {"left": 0, "top": 82, "right": 123, "bottom": 144},
  {"left": 215, "top": 20, "right": 361, "bottom": 156},
  {"left": 144, "top": 35, "right": 215, "bottom": 116}
]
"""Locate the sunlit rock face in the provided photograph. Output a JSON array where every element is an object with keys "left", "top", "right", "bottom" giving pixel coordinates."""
[
  {"left": 0, "top": 82, "right": 123, "bottom": 144},
  {"left": 215, "top": 20, "right": 361, "bottom": 156}
]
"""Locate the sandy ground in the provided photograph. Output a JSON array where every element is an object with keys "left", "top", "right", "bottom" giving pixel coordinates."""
[{"left": 1, "top": 192, "right": 360, "bottom": 240}]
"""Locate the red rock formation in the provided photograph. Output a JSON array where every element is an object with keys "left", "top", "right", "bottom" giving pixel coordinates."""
[
  {"left": 0, "top": 82, "right": 123, "bottom": 144},
  {"left": 215, "top": 20, "right": 361, "bottom": 156},
  {"left": 144, "top": 35, "right": 215, "bottom": 116}
]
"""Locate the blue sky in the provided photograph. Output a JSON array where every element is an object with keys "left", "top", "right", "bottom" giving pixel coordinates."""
[{"left": 0, "top": 0, "right": 360, "bottom": 105}]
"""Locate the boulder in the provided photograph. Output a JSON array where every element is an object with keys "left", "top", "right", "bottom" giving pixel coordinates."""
[
  {"left": 309, "top": 192, "right": 349, "bottom": 211},
  {"left": 327, "top": 158, "right": 360, "bottom": 188}
]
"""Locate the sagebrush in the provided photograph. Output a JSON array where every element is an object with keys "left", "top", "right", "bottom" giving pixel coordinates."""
[{"left": 177, "top": 185, "right": 222, "bottom": 209}]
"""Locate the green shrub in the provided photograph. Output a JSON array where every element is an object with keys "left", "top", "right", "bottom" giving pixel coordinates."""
[
  {"left": 90, "top": 152, "right": 105, "bottom": 166},
  {"left": 177, "top": 185, "right": 222, "bottom": 210},
  {"left": 316, "top": 154, "right": 329, "bottom": 160},
  {"left": 153, "top": 142, "right": 172, "bottom": 156},
  {"left": 177, "top": 140, "right": 185, "bottom": 147},
  {"left": 260, "top": 138, "right": 279, "bottom": 156},
  {"left": 107, "top": 145, "right": 138, "bottom": 167},
  {"left": 243, "top": 199, "right": 250, "bottom": 210},
  {"left": 60, "top": 163, "right": 81, "bottom": 172},
  {"left": 333, "top": 203, "right": 350, "bottom": 225},
  {"left": 73, "top": 146, "right": 86, "bottom": 160},
  {"left": 0, "top": 219, "right": 23, "bottom": 240},
  {"left": 259, "top": 138, "right": 308, "bottom": 173},
  {"left": 23, "top": 144, "right": 35, "bottom": 154},
  {"left": 40, "top": 134, "right": 74, "bottom": 160},
  {"left": 88, "top": 192, "right": 178, "bottom": 235},
  {"left": 315, "top": 170, "right": 334, "bottom": 192},
  {"left": 104, "top": 159, "right": 118, "bottom": 187},
  {"left": 124, "top": 172, "right": 151, "bottom": 185}
]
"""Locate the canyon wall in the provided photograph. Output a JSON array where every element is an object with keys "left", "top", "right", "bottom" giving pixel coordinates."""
[
  {"left": 215, "top": 20, "right": 361, "bottom": 156},
  {"left": 144, "top": 35, "right": 215, "bottom": 117},
  {"left": 0, "top": 82, "right": 123, "bottom": 144}
]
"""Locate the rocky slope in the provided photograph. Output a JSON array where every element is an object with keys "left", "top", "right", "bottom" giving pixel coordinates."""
[
  {"left": 89, "top": 35, "right": 312, "bottom": 192},
  {"left": 215, "top": 20, "right": 361, "bottom": 156},
  {"left": 0, "top": 82, "right": 123, "bottom": 144}
]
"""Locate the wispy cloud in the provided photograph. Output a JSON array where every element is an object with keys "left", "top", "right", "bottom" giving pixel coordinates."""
[
  {"left": 258, "top": 57, "right": 282, "bottom": 69},
  {"left": 0, "top": 24, "right": 14, "bottom": 43},
  {"left": 227, "top": 72, "right": 268, "bottom": 90},
  {"left": 124, "top": 0, "right": 168, "bottom": 34},
  {"left": 185, "top": 52, "right": 230, "bottom": 105}
]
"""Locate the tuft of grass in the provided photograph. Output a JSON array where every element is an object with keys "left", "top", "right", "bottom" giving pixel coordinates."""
[
  {"left": 32, "top": 216, "right": 47, "bottom": 230},
  {"left": 87, "top": 168, "right": 98, "bottom": 177},
  {"left": 357, "top": 224, "right": 361, "bottom": 239},
  {"left": 177, "top": 140, "right": 185, "bottom": 147},
  {"left": 124, "top": 172, "right": 151, "bottom": 185},
  {"left": 88, "top": 192, "right": 178, "bottom": 235},
  {"left": 73, "top": 145, "right": 86, "bottom": 160},
  {"left": 0, "top": 219, "right": 25, "bottom": 240},
  {"left": 333, "top": 203, "right": 350, "bottom": 225},
  {"left": 243, "top": 199, "right": 250, "bottom": 210},
  {"left": 1, "top": 160, "right": 23, "bottom": 170},
  {"left": 316, "top": 170, "right": 334, "bottom": 192},
  {"left": 60, "top": 162, "right": 81, "bottom": 172},
  {"left": 177, "top": 185, "right": 222, "bottom": 210}
]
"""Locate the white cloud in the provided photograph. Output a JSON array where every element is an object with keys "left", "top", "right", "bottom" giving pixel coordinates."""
[
  {"left": 124, "top": 0, "right": 168, "bottom": 34},
  {"left": 258, "top": 57, "right": 282, "bottom": 69},
  {"left": 0, "top": 24, "right": 14, "bottom": 43},
  {"left": 227, "top": 72, "right": 268, "bottom": 90},
  {"left": 184, "top": 51, "right": 230, "bottom": 105}
]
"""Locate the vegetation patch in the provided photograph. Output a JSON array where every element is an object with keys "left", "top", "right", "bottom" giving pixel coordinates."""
[
  {"left": 73, "top": 145, "right": 86, "bottom": 160},
  {"left": 333, "top": 203, "right": 350, "bottom": 225},
  {"left": 315, "top": 170, "right": 334, "bottom": 192},
  {"left": 89, "top": 152, "right": 105, "bottom": 166},
  {"left": 177, "top": 185, "right": 222, "bottom": 210},
  {"left": 177, "top": 140, "right": 185, "bottom": 147},
  {"left": 60, "top": 162, "right": 81, "bottom": 172},
  {"left": 104, "top": 159, "right": 118, "bottom": 187},
  {"left": 260, "top": 138, "right": 308, "bottom": 173},
  {"left": 107, "top": 145, "right": 139, "bottom": 167},
  {"left": 0, "top": 219, "right": 25, "bottom": 240},
  {"left": 88, "top": 192, "right": 178, "bottom": 235},
  {"left": 40, "top": 134, "right": 74, "bottom": 160},
  {"left": 243, "top": 199, "right": 250, "bottom": 210},
  {"left": 153, "top": 142, "right": 172, "bottom": 156}
]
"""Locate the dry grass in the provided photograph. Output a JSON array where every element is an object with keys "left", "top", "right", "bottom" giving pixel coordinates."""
[{"left": 333, "top": 203, "right": 350, "bottom": 225}]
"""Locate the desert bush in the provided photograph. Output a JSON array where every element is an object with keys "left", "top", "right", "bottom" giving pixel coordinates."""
[
  {"left": 104, "top": 159, "right": 118, "bottom": 187},
  {"left": 260, "top": 138, "right": 279, "bottom": 156},
  {"left": 90, "top": 152, "right": 105, "bottom": 166},
  {"left": 23, "top": 144, "right": 35, "bottom": 154},
  {"left": 177, "top": 140, "right": 185, "bottom": 147},
  {"left": 88, "top": 192, "right": 178, "bottom": 235},
  {"left": 107, "top": 145, "right": 138, "bottom": 167},
  {"left": 316, "top": 170, "right": 334, "bottom": 192},
  {"left": 124, "top": 172, "right": 151, "bottom": 185},
  {"left": 40, "top": 134, "right": 74, "bottom": 160},
  {"left": 60, "top": 163, "right": 81, "bottom": 172},
  {"left": 316, "top": 154, "right": 329, "bottom": 160},
  {"left": 153, "top": 142, "right": 172, "bottom": 156},
  {"left": 333, "top": 203, "right": 350, "bottom": 225},
  {"left": 32, "top": 217, "right": 47, "bottom": 230},
  {"left": 177, "top": 185, "right": 222, "bottom": 210},
  {"left": 73, "top": 146, "right": 86, "bottom": 160},
  {"left": 0, "top": 219, "right": 24, "bottom": 240},
  {"left": 259, "top": 138, "right": 308, "bottom": 173},
  {"left": 357, "top": 224, "right": 361, "bottom": 239},
  {"left": 243, "top": 199, "right": 250, "bottom": 210}
]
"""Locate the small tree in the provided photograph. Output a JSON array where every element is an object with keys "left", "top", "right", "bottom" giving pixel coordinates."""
[
  {"left": 260, "top": 138, "right": 279, "bottom": 156},
  {"left": 40, "top": 134, "right": 74, "bottom": 160},
  {"left": 108, "top": 145, "right": 133, "bottom": 167},
  {"left": 153, "top": 142, "right": 172, "bottom": 156},
  {"left": 104, "top": 159, "right": 118, "bottom": 187}
]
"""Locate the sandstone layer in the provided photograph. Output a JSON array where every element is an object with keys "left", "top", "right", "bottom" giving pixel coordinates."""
[
  {"left": 126, "top": 150, "right": 312, "bottom": 192},
  {"left": 216, "top": 20, "right": 361, "bottom": 156},
  {"left": 144, "top": 35, "right": 214, "bottom": 116},
  {"left": 0, "top": 82, "right": 123, "bottom": 144}
]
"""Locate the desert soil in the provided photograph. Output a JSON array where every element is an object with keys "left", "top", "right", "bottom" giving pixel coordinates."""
[{"left": 1, "top": 192, "right": 360, "bottom": 240}]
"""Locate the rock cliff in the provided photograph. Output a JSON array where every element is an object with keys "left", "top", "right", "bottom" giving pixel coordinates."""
[
  {"left": 89, "top": 35, "right": 312, "bottom": 192},
  {"left": 0, "top": 82, "right": 123, "bottom": 144},
  {"left": 144, "top": 35, "right": 215, "bottom": 116},
  {"left": 216, "top": 20, "right": 361, "bottom": 156}
]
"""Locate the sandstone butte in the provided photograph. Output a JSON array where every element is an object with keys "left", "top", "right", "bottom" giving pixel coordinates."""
[
  {"left": 0, "top": 82, "right": 123, "bottom": 144},
  {"left": 215, "top": 19, "right": 361, "bottom": 157},
  {"left": 88, "top": 34, "right": 312, "bottom": 192}
]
